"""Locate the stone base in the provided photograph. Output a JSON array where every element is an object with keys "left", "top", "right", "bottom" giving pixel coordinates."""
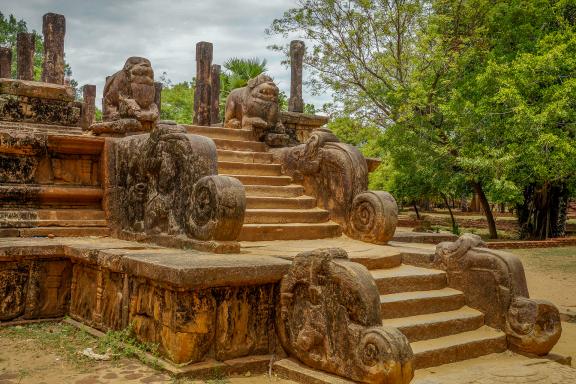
[
  {"left": 273, "top": 359, "right": 355, "bottom": 384},
  {"left": 88, "top": 118, "right": 154, "bottom": 136},
  {"left": 0, "top": 236, "right": 290, "bottom": 365},
  {"left": 0, "top": 79, "right": 81, "bottom": 126}
]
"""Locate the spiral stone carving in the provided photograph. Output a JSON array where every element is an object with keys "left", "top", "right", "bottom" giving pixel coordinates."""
[
  {"left": 348, "top": 191, "right": 398, "bottom": 244},
  {"left": 506, "top": 297, "right": 562, "bottom": 355},
  {"left": 188, "top": 175, "right": 246, "bottom": 241},
  {"left": 277, "top": 248, "right": 414, "bottom": 384}
]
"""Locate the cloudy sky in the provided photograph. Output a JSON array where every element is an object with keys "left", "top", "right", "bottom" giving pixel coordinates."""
[{"left": 6, "top": 0, "right": 326, "bottom": 108}]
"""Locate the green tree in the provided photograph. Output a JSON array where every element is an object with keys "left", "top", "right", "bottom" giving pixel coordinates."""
[
  {"left": 0, "top": 12, "right": 43, "bottom": 80},
  {"left": 269, "top": 0, "right": 576, "bottom": 239},
  {"left": 159, "top": 74, "right": 195, "bottom": 124}
]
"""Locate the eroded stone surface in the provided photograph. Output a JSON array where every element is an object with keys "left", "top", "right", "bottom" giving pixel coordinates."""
[
  {"left": 277, "top": 247, "right": 414, "bottom": 384},
  {"left": 224, "top": 74, "right": 288, "bottom": 146},
  {"left": 90, "top": 57, "right": 159, "bottom": 135},
  {"left": 41, "top": 13, "right": 66, "bottom": 85},
  {"left": 275, "top": 128, "right": 398, "bottom": 244},
  {"left": 105, "top": 122, "right": 245, "bottom": 242},
  {"left": 0, "top": 79, "right": 81, "bottom": 126},
  {"left": 434, "top": 234, "right": 562, "bottom": 355}
]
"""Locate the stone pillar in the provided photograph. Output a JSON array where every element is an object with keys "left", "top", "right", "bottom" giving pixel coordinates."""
[
  {"left": 16, "top": 33, "right": 35, "bottom": 81},
  {"left": 41, "top": 13, "right": 66, "bottom": 84},
  {"left": 0, "top": 47, "right": 12, "bottom": 78},
  {"left": 210, "top": 64, "right": 221, "bottom": 124},
  {"left": 80, "top": 84, "right": 96, "bottom": 130},
  {"left": 288, "top": 40, "right": 305, "bottom": 113},
  {"left": 193, "top": 41, "right": 212, "bottom": 126},
  {"left": 154, "top": 82, "right": 162, "bottom": 115}
]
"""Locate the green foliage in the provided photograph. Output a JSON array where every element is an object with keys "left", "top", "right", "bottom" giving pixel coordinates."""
[
  {"left": 0, "top": 12, "right": 43, "bottom": 80},
  {"left": 160, "top": 75, "right": 195, "bottom": 124},
  {"left": 269, "top": 0, "right": 576, "bottom": 238},
  {"left": 96, "top": 322, "right": 160, "bottom": 369}
]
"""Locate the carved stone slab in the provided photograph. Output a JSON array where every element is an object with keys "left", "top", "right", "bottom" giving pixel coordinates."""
[{"left": 277, "top": 247, "right": 414, "bottom": 383}]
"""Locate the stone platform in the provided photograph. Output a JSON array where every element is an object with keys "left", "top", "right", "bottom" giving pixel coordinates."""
[{"left": 1, "top": 233, "right": 557, "bottom": 379}]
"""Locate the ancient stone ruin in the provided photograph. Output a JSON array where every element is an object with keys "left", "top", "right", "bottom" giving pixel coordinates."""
[{"left": 0, "top": 13, "right": 565, "bottom": 384}]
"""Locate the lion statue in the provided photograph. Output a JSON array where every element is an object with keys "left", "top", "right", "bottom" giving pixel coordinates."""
[
  {"left": 89, "top": 57, "right": 159, "bottom": 135},
  {"left": 224, "top": 74, "right": 287, "bottom": 145}
]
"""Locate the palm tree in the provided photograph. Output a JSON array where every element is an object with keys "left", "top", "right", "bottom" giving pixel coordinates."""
[{"left": 219, "top": 57, "right": 268, "bottom": 116}]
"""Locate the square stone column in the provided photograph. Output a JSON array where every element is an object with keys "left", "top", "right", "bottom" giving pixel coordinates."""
[
  {"left": 193, "top": 41, "right": 212, "bottom": 126},
  {"left": 288, "top": 40, "right": 305, "bottom": 113},
  {"left": 210, "top": 64, "right": 221, "bottom": 124},
  {"left": 80, "top": 84, "right": 96, "bottom": 130},
  {"left": 41, "top": 13, "right": 66, "bottom": 84},
  {"left": 16, "top": 33, "right": 35, "bottom": 81},
  {"left": 0, "top": 47, "right": 12, "bottom": 78},
  {"left": 154, "top": 82, "right": 162, "bottom": 115}
]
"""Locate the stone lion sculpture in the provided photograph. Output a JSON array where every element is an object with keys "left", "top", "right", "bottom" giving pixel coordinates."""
[
  {"left": 224, "top": 74, "right": 288, "bottom": 146},
  {"left": 89, "top": 57, "right": 159, "bottom": 135}
]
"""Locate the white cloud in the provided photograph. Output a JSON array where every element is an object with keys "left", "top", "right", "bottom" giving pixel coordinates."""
[{"left": 4, "top": 0, "right": 331, "bottom": 110}]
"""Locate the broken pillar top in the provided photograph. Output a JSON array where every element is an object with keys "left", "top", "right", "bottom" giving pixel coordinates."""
[{"left": 41, "top": 12, "right": 66, "bottom": 84}]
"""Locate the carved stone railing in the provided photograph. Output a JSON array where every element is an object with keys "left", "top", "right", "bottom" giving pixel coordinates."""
[
  {"left": 104, "top": 121, "right": 246, "bottom": 252},
  {"left": 433, "top": 234, "right": 562, "bottom": 355},
  {"left": 273, "top": 128, "right": 398, "bottom": 244},
  {"left": 277, "top": 248, "right": 414, "bottom": 383}
]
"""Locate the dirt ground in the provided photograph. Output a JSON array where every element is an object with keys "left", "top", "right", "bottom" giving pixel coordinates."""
[
  {"left": 508, "top": 246, "right": 576, "bottom": 312},
  {"left": 0, "top": 322, "right": 295, "bottom": 384}
]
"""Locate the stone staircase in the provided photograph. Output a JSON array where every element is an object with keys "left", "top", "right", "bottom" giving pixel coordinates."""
[
  {"left": 185, "top": 125, "right": 342, "bottom": 241},
  {"left": 372, "top": 262, "right": 507, "bottom": 369}
]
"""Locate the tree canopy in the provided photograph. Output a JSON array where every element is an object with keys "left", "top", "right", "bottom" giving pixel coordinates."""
[{"left": 268, "top": 0, "right": 576, "bottom": 239}]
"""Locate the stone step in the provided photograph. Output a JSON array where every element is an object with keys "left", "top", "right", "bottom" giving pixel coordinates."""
[
  {"left": 370, "top": 265, "right": 447, "bottom": 294},
  {"left": 212, "top": 138, "right": 266, "bottom": 152},
  {"left": 246, "top": 196, "right": 317, "bottom": 210},
  {"left": 185, "top": 125, "right": 255, "bottom": 141},
  {"left": 380, "top": 288, "right": 466, "bottom": 319},
  {"left": 0, "top": 219, "right": 107, "bottom": 228},
  {"left": 239, "top": 222, "right": 342, "bottom": 241},
  {"left": 0, "top": 209, "right": 105, "bottom": 221},
  {"left": 0, "top": 226, "right": 110, "bottom": 238},
  {"left": 217, "top": 149, "right": 273, "bottom": 164},
  {"left": 218, "top": 161, "right": 282, "bottom": 176},
  {"left": 411, "top": 326, "right": 507, "bottom": 369},
  {"left": 244, "top": 184, "right": 304, "bottom": 198},
  {"left": 0, "top": 185, "right": 103, "bottom": 206},
  {"left": 222, "top": 175, "right": 292, "bottom": 186},
  {"left": 382, "top": 306, "right": 485, "bottom": 342},
  {"left": 244, "top": 208, "right": 330, "bottom": 224}
]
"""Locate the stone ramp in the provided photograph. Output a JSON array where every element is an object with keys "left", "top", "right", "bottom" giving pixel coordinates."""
[{"left": 186, "top": 124, "right": 342, "bottom": 241}]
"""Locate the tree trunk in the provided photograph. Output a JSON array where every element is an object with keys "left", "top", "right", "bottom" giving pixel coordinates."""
[
  {"left": 517, "top": 183, "right": 568, "bottom": 240},
  {"left": 441, "top": 193, "right": 458, "bottom": 234},
  {"left": 412, "top": 201, "right": 420, "bottom": 220},
  {"left": 471, "top": 181, "right": 498, "bottom": 239}
]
